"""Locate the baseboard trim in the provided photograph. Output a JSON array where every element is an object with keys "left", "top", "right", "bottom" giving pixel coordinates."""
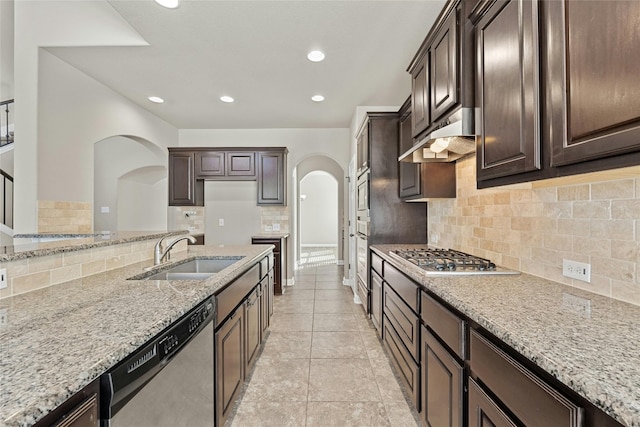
[
  {"left": 285, "top": 278, "right": 295, "bottom": 286},
  {"left": 342, "top": 277, "right": 354, "bottom": 287},
  {"left": 336, "top": 259, "right": 344, "bottom": 265}
]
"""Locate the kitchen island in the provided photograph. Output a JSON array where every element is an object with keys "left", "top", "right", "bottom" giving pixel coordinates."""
[
  {"left": 0, "top": 234, "right": 273, "bottom": 427},
  {"left": 371, "top": 244, "right": 639, "bottom": 427}
]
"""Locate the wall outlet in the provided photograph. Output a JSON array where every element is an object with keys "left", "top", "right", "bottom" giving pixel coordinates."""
[
  {"left": 0, "top": 268, "right": 7, "bottom": 290},
  {"left": 562, "top": 259, "right": 591, "bottom": 283},
  {"left": 218, "top": 218, "right": 224, "bottom": 226},
  {"left": 100, "top": 206, "right": 110, "bottom": 213},
  {"left": 273, "top": 223, "right": 280, "bottom": 231},
  {"left": 265, "top": 225, "right": 273, "bottom": 232}
]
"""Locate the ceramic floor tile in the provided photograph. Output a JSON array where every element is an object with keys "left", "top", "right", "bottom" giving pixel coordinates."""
[
  {"left": 383, "top": 401, "right": 420, "bottom": 427},
  {"left": 291, "top": 280, "right": 316, "bottom": 289},
  {"left": 261, "top": 331, "right": 312, "bottom": 359},
  {"left": 270, "top": 313, "right": 314, "bottom": 332},
  {"left": 274, "top": 297, "right": 315, "bottom": 313},
  {"left": 315, "top": 281, "right": 347, "bottom": 290},
  {"left": 281, "top": 289, "right": 316, "bottom": 300},
  {"left": 306, "top": 402, "right": 391, "bottom": 427},
  {"left": 313, "top": 299, "right": 355, "bottom": 314},
  {"left": 370, "top": 356, "right": 408, "bottom": 402},
  {"left": 315, "top": 289, "right": 351, "bottom": 300},
  {"left": 313, "top": 313, "right": 360, "bottom": 332},
  {"left": 229, "top": 401, "right": 307, "bottom": 427},
  {"left": 242, "top": 357, "right": 310, "bottom": 402},
  {"left": 308, "top": 358, "right": 381, "bottom": 402},
  {"left": 316, "top": 274, "right": 344, "bottom": 282},
  {"left": 311, "top": 331, "right": 367, "bottom": 359}
]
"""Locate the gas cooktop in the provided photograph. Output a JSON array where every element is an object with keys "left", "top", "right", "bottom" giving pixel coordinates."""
[{"left": 388, "top": 248, "right": 520, "bottom": 276}]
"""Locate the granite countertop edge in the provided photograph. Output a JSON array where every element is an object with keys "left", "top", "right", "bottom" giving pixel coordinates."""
[
  {"left": 371, "top": 244, "right": 640, "bottom": 427},
  {"left": 1, "top": 231, "right": 189, "bottom": 262},
  {"left": 0, "top": 244, "right": 273, "bottom": 427}
]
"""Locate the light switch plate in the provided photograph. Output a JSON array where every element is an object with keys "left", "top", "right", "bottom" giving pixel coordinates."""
[
  {"left": 218, "top": 218, "right": 224, "bottom": 226},
  {"left": 100, "top": 206, "right": 110, "bottom": 213},
  {"left": 273, "top": 223, "right": 280, "bottom": 231},
  {"left": 0, "top": 268, "right": 7, "bottom": 290}
]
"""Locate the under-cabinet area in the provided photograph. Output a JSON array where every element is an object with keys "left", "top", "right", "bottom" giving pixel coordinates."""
[{"left": 368, "top": 245, "right": 636, "bottom": 427}]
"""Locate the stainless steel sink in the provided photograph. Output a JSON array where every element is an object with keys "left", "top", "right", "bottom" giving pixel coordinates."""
[{"left": 136, "top": 257, "right": 243, "bottom": 281}]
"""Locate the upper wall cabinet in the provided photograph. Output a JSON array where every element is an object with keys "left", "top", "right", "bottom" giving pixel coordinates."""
[
  {"left": 257, "top": 149, "right": 288, "bottom": 206},
  {"left": 474, "top": 0, "right": 541, "bottom": 181},
  {"left": 169, "top": 147, "right": 287, "bottom": 206},
  {"left": 409, "top": 0, "right": 467, "bottom": 139},
  {"left": 473, "top": 0, "right": 640, "bottom": 187},
  {"left": 398, "top": 99, "right": 422, "bottom": 199},
  {"left": 545, "top": 0, "right": 640, "bottom": 167},
  {"left": 169, "top": 150, "right": 203, "bottom": 206},
  {"left": 195, "top": 151, "right": 256, "bottom": 179}
]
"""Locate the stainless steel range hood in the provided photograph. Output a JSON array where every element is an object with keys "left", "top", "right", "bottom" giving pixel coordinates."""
[{"left": 399, "top": 107, "right": 477, "bottom": 163}]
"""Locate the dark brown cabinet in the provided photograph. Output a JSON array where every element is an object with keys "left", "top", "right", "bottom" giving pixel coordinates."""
[
  {"left": 430, "top": 7, "right": 458, "bottom": 122},
  {"left": 257, "top": 149, "right": 287, "bottom": 206},
  {"left": 357, "top": 124, "right": 370, "bottom": 176},
  {"left": 474, "top": 0, "right": 541, "bottom": 181},
  {"left": 398, "top": 99, "right": 422, "bottom": 199},
  {"left": 370, "top": 268, "right": 383, "bottom": 336},
  {"left": 244, "top": 286, "right": 261, "bottom": 371},
  {"left": 545, "top": 0, "right": 640, "bottom": 167},
  {"left": 215, "top": 305, "right": 245, "bottom": 427},
  {"left": 251, "top": 234, "right": 288, "bottom": 294},
  {"left": 410, "top": 54, "right": 430, "bottom": 138},
  {"left": 195, "top": 151, "right": 255, "bottom": 179},
  {"left": 34, "top": 380, "right": 99, "bottom": 427},
  {"left": 421, "top": 326, "right": 463, "bottom": 427},
  {"left": 468, "top": 378, "right": 518, "bottom": 427},
  {"left": 169, "top": 150, "right": 202, "bottom": 206}
]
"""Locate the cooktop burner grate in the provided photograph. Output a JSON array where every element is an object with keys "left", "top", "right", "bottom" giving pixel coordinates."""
[{"left": 388, "top": 248, "right": 519, "bottom": 275}]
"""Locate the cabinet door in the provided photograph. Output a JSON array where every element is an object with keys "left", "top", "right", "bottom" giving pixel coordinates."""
[
  {"left": 195, "top": 151, "right": 225, "bottom": 177},
  {"left": 476, "top": 0, "right": 541, "bottom": 181},
  {"left": 421, "top": 326, "right": 463, "bottom": 427},
  {"left": 260, "top": 278, "right": 270, "bottom": 335},
  {"left": 257, "top": 151, "right": 286, "bottom": 205},
  {"left": 168, "top": 151, "right": 197, "bottom": 206},
  {"left": 545, "top": 0, "right": 640, "bottom": 166},
  {"left": 430, "top": 8, "right": 458, "bottom": 123},
  {"left": 398, "top": 108, "right": 422, "bottom": 199},
  {"left": 227, "top": 152, "right": 256, "bottom": 177},
  {"left": 215, "top": 307, "right": 245, "bottom": 427},
  {"left": 370, "top": 269, "right": 383, "bottom": 336},
  {"left": 468, "top": 378, "right": 518, "bottom": 427},
  {"left": 411, "top": 54, "right": 430, "bottom": 137},
  {"left": 245, "top": 287, "right": 261, "bottom": 370},
  {"left": 358, "top": 124, "right": 370, "bottom": 174}
]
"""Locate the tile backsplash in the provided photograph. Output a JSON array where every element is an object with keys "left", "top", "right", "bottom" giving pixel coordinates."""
[
  {"left": 167, "top": 206, "right": 205, "bottom": 234},
  {"left": 428, "top": 155, "right": 640, "bottom": 306},
  {"left": 38, "top": 200, "right": 92, "bottom": 233},
  {"left": 260, "top": 206, "right": 290, "bottom": 233}
]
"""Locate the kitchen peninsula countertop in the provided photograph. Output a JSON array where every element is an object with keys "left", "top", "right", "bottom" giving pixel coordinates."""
[
  {"left": 0, "top": 244, "right": 273, "bottom": 427},
  {"left": 1, "top": 230, "right": 187, "bottom": 262},
  {"left": 371, "top": 244, "right": 640, "bottom": 427}
]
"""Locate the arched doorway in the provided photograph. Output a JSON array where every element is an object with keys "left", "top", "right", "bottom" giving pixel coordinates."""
[
  {"left": 293, "top": 155, "right": 345, "bottom": 272},
  {"left": 299, "top": 171, "right": 338, "bottom": 266}
]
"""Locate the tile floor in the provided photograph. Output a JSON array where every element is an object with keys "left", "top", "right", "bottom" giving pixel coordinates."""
[{"left": 227, "top": 261, "right": 420, "bottom": 427}]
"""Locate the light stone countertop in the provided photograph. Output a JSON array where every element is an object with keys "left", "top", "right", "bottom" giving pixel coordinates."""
[
  {"left": 251, "top": 233, "right": 290, "bottom": 239},
  {"left": 371, "top": 244, "right": 640, "bottom": 427},
  {"left": 0, "top": 244, "right": 273, "bottom": 427},
  {"left": 1, "top": 231, "right": 187, "bottom": 262}
]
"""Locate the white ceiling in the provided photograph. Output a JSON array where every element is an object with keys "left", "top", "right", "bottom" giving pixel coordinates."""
[{"left": 45, "top": 0, "right": 446, "bottom": 129}]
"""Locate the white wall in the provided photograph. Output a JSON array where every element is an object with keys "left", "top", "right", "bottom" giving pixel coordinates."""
[
  {"left": 13, "top": 0, "right": 163, "bottom": 233},
  {"left": 94, "top": 136, "right": 167, "bottom": 232},
  {"left": 0, "top": 0, "right": 14, "bottom": 101},
  {"left": 300, "top": 171, "right": 338, "bottom": 246},
  {"left": 204, "top": 181, "right": 262, "bottom": 246}
]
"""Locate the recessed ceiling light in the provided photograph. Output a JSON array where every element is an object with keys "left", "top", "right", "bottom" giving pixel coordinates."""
[
  {"left": 311, "top": 95, "right": 325, "bottom": 102},
  {"left": 154, "top": 0, "right": 180, "bottom": 9},
  {"left": 307, "top": 50, "right": 325, "bottom": 62},
  {"left": 220, "top": 96, "right": 234, "bottom": 103},
  {"left": 148, "top": 96, "right": 165, "bottom": 104}
]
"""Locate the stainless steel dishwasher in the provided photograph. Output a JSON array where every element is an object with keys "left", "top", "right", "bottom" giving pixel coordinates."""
[{"left": 101, "top": 296, "right": 215, "bottom": 427}]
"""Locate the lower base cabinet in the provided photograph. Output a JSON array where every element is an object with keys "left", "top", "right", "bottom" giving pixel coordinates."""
[
  {"left": 215, "top": 305, "right": 245, "bottom": 427},
  {"left": 244, "top": 286, "right": 262, "bottom": 371},
  {"left": 382, "top": 315, "right": 420, "bottom": 409},
  {"left": 34, "top": 380, "right": 99, "bottom": 427},
  {"left": 421, "top": 326, "right": 463, "bottom": 427},
  {"left": 468, "top": 377, "right": 518, "bottom": 427},
  {"left": 370, "top": 270, "right": 383, "bottom": 336}
]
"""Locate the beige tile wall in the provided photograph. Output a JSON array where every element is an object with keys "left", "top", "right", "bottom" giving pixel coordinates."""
[
  {"left": 167, "top": 206, "right": 205, "bottom": 234},
  {"left": 38, "top": 200, "right": 92, "bottom": 233},
  {"left": 260, "top": 206, "right": 290, "bottom": 233},
  {"left": 427, "top": 155, "right": 640, "bottom": 306},
  {"left": 0, "top": 240, "right": 189, "bottom": 299}
]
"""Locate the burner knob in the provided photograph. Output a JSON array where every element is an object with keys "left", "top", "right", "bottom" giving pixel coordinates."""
[
  {"left": 436, "top": 264, "right": 445, "bottom": 271},
  {"left": 447, "top": 262, "right": 456, "bottom": 271},
  {"left": 488, "top": 262, "right": 496, "bottom": 270}
]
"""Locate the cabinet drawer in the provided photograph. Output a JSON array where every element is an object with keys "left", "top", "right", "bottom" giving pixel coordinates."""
[
  {"left": 421, "top": 292, "right": 465, "bottom": 359},
  {"left": 371, "top": 251, "right": 383, "bottom": 276},
  {"left": 216, "top": 264, "right": 260, "bottom": 325},
  {"left": 384, "top": 262, "right": 419, "bottom": 312},
  {"left": 470, "top": 330, "right": 583, "bottom": 427},
  {"left": 357, "top": 276, "right": 369, "bottom": 313},
  {"left": 383, "top": 284, "right": 419, "bottom": 361},
  {"left": 383, "top": 314, "right": 420, "bottom": 409},
  {"left": 259, "top": 256, "right": 269, "bottom": 279}
]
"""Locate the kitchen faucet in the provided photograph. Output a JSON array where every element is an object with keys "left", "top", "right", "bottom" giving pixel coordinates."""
[{"left": 153, "top": 234, "right": 197, "bottom": 266}]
